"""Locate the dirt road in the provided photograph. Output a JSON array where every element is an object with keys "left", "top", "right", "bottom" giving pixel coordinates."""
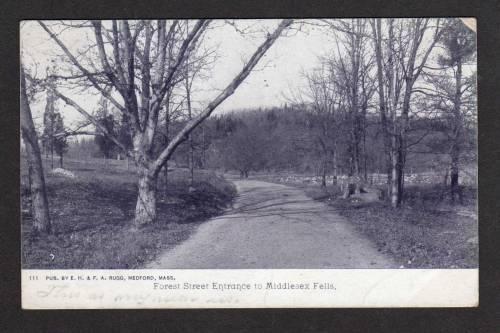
[{"left": 147, "top": 180, "right": 395, "bottom": 268}]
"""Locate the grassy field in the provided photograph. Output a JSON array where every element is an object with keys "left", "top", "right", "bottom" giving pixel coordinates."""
[
  {"left": 21, "top": 158, "right": 236, "bottom": 269},
  {"left": 255, "top": 174, "right": 478, "bottom": 269}
]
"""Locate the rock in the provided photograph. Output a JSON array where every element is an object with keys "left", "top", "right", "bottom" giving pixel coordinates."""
[
  {"left": 351, "top": 191, "right": 381, "bottom": 203},
  {"left": 466, "top": 237, "right": 478, "bottom": 245},
  {"left": 50, "top": 168, "right": 76, "bottom": 179},
  {"left": 457, "top": 210, "right": 477, "bottom": 219}
]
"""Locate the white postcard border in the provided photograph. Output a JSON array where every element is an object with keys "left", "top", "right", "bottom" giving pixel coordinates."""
[{"left": 22, "top": 269, "right": 478, "bottom": 309}]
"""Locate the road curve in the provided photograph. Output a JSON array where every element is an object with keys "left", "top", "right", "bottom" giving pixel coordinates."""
[{"left": 147, "top": 179, "right": 395, "bottom": 269}]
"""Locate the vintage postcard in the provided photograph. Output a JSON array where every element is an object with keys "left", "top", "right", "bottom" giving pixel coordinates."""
[{"left": 20, "top": 18, "right": 478, "bottom": 308}]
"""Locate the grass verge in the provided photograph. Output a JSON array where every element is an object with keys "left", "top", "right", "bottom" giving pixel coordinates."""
[
  {"left": 312, "top": 184, "right": 477, "bottom": 268},
  {"left": 260, "top": 175, "right": 478, "bottom": 269},
  {"left": 21, "top": 160, "right": 236, "bottom": 269}
]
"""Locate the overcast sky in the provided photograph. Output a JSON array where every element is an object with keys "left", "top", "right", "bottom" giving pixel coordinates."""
[
  {"left": 21, "top": 20, "right": 334, "bottom": 128},
  {"left": 21, "top": 19, "right": 475, "bottom": 130}
]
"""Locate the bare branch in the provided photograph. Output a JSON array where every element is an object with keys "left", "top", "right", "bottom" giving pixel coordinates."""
[
  {"left": 28, "top": 76, "right": 131, "bottom": 155},
  {"left": 152, "top": 19, "right": 293, "bottom": 174},
  {"left": 38, "top": 21, "right": 126, "bottom": 114}
]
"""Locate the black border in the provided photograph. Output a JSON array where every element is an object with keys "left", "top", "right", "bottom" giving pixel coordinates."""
[{"left": 2, "top": 0, "right": 499, "bottom": 332}]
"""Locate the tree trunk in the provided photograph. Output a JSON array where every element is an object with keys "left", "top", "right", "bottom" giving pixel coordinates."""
[
  {"left": 450, "top": 59, "right": 463, "bottom": 204},
  {"left": 372, "top": 19, "right": 393, "bottom": 198},
  {"left": 184, "top": 42, "right": 195, "bottom": 187},
  {"left": 396, "top": 161, "right": 404, "bottom": 206},
  {"left": 20, "top": 66, "right": 51, "bottom": 234},
  {"left": 450, "top": 153, "right": 460, "bottom": 204},
  {"left": 22, "top": 131, "right": 52, "bottom": 234},
  {"left": 395, "top": 137, "right": 406, "bottom": 206},
  {"left": 164, "top": 104, "right": 170, "bottom": 196},
  {"left": 387, "top": 19, "right": 398, "bottom": 208},
  {"left": 189, "top": 142, "right": 194, "bottom": 186},
  {"left": 59, "top": 153, "right": 63, "bottom": 168},
  {"left": 50, "top": 143, "right": 54, "bottom": 169},
  {"left": 362, "top": 106, "right": 368, "bottom": 182},
  {"left": 342, "top": 177, "right": 356, "bottom": 199},
  {"left": 201, "top": 125, "right": 206, "bottom": 168},
  {"left": 321, "top": 156, "right": 327, "bottom": 187},
  {"left": 331, "top": 144, "right": 338, "bottom": 185},
  {"left": 134, "top": 166, "right": 158, "bottom": 226},
  {"left": 163, "top": 165, "right": 168, "bottom": 196},
  {"left": 390, "top": 137, "right": 399, "bottom": 208}
]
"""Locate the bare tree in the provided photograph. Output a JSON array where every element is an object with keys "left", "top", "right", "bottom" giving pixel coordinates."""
[
  {"left": 303, "top": 63, "right": 341, "bottom": 187},
  {"left": 180, "top": 20, "right": 217, "bottom": 186},
  {"left": 38, "top": 19, "right": 293, "bottom": 225},
  {"left": 20, "top": 64, "right": 51, "bottom": 234},
  {"left": 371, "top": 18, "right": 392, "bottom": 195},
  {"left": 370, "top": 18, "right": 443, "bottom": 207},
  {"left": 326, "top": 19, "right": 374, "bottom": 197},
  {"left": 394, "top": 19, "right": 444, "bottom": 206},
  {"left": 424, "top": 19, "right": 476, "bottom": 203}
]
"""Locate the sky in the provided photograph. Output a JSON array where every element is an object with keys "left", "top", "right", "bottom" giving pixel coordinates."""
[
  {"left": 21, "top": 20, "right": 333, "bottom": 129},
  {"left": 20, "top": 19, "right": 476, "bottom": 131}
]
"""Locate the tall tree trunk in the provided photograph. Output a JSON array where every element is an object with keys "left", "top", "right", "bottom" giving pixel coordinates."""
[
  {"left": 396, "top": 142, "right": 405, "bottom": 206},
  {"left": 164, "top": 103, "right": 170, "bottom": 196},
  {"left": 353, "top": 141, "right": 363, "bottom": 194},
  {"left": 332, "top": 146, "right": 338, "bottom": 185},
  {"left": 184, "top": 27, "right": 195, "bottom": 187},
  {"left": 163, "top": 165, "right": 168, "bottom": 193},
  {"left": 451, "top": 60, "right": 463, "bottom": 204},
  {"left": 321, "top": 156, "right": 327, "bottom": 187},
  {"left": 20, "top": 66, "right": 51, "bottom": 234},
  {"left": 450, "top": 148, "right": 460, "bottom": 203},
  {"left": 318, "top": 136, "right": 327, "bottom": 188},
  {"left": 189, "top": 139, "right": 194, "bottom": 185},
  {"left": 362, "top": 113, "right": 367, "bottom": 181},
  {"left": 134, "top": 165, "right": 158, "bottom": 226},
  {"left": 443, "top": 169, "right": 449, "bottom": 186},
  {"left": 201, "top": 124, "right": 206, "bottom": 168},
  {"left": 346, "top": 21, "right": 363, "bottom": 196},
  {"left": 372, "top": 19, "right": 393, "bottom": 199},
  {"left": 386, "top": 19, "right": 399, "bottom": 207},
  {"left": 59, "top": 153, "right": 63, "bottom": 168},
  {"left": 390, "top": 136, "right": 399, "bottom": 208},
  {"left": 50, "top": 142, "right": 54, "bottom": 169},
  {"left": 397, "top": 79, "right": 412, "bottom": 206}
]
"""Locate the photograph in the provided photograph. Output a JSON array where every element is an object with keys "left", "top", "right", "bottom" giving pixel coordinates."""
[{"left": 21, "top": 18, "right": 477, "bottom": 272}]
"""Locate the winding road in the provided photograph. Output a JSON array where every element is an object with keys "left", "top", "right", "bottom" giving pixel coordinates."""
[{"left": 147, "top": 179, "right": 395, "bottom": 269}]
